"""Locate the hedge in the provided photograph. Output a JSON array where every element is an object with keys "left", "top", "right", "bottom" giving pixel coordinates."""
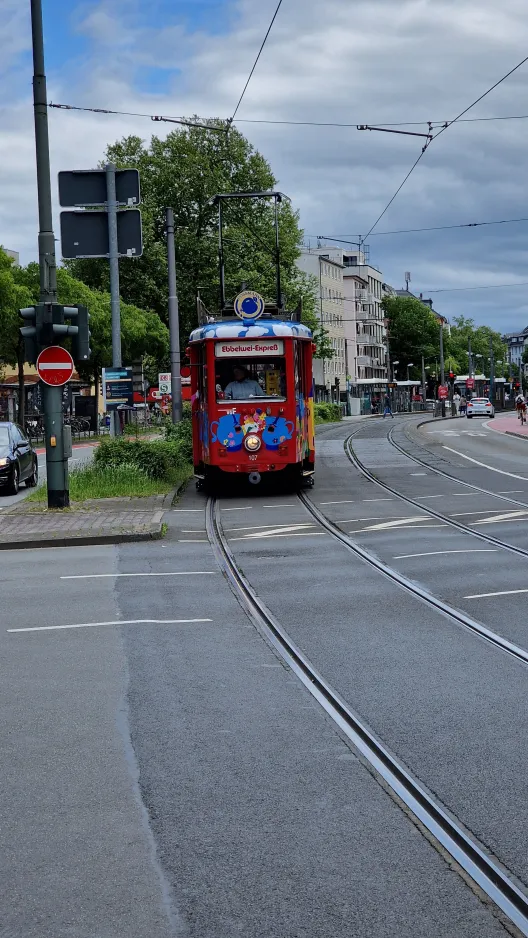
[
  {"left": 94, "top": 437, "right": 187, "bottom": 481},
  {"left": 314, "top": 402, "right": 342, "bottom": 423}
]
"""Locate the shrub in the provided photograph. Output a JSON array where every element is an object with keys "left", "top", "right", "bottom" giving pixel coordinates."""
[
  {"left": 314, "top": 402, "right": 342, "bottom": 423},
  {"left": 163, "top": 411, "right": 193, "bottom": 462},
  {"left": 94, "top": 438, "right": 189, "bottom": 481}
]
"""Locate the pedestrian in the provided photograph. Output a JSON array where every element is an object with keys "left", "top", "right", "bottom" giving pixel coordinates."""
[
  {"left": 383, "top": 393, "right": 394, "bottom": 419},
  {"left": 453, "top": 391, "right": 461, "bottom": 416},
  {"left": 459, "top": 396, "right": 467, "bottom": 417}
]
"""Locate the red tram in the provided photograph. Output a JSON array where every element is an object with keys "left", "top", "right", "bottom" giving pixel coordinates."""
[
  {"left": 187, "top": 190, "right": 316, "bottom": 489},
  {"left": 188, "top": 310, "right": 315, "bottom": 488}
]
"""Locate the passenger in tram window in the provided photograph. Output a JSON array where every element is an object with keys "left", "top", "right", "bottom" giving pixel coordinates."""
[{"left": 224, "top": 365, "right": 265, "bottom": 400}]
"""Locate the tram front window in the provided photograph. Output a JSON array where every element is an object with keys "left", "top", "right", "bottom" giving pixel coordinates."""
[{"left": 216, "top": 359, "right": 286, "bottom": 402}]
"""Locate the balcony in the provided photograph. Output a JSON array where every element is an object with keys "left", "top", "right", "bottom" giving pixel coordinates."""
[{"left": 357, "top": 355, "right": 373, "bottom": 367}]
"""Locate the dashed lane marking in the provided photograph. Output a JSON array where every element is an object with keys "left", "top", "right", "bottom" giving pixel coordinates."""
[
  {"left": 8, "top": 618, "right": 212, "bottom": 633},
  {"left": 443, "top": 446, "right": 528, "bottom": 481},
  {"left": 394, "top": 549, "right": 498, "bottom": 559},
  {"left": 60, "top": 571, "right": 217, "bottom": 580},
  {"left": 465, "top": 589, "right": 528, "bottom": 599}
]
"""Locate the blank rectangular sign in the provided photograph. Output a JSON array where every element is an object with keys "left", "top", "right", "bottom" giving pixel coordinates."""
[
  {"left": 60, "top": 209, "right": 143, "bottom": 259},
  {"left": 58, "top": 169, "right": 140, "bottom": 207}
]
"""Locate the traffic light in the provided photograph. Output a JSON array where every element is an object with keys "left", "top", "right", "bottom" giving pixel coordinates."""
[
  {"left": 448, "top": 370, "right": 455, "bottom": 385},
  {"left": 71, "top": 305, "right": 91, "bottom": 362},
  {"left": 19, "top": 306, "right": 41, "bottom": 364},
  {"left": 19, "top": 304, "right": 91, "bottom": 363}
]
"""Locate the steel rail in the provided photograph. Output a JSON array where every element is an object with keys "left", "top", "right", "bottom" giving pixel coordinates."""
[
  {"left": 390, "top": 423, "right": 528, "bottom": 510},
  {"left": 206, "top": 494, "right": 528, "bottom": 935},
  {"left": 346, "top": 432, "right": 528, "bottom": 561}
]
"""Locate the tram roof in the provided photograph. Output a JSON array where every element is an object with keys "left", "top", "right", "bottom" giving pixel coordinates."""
[{"left": 189, "top": 319, "right": 313, "bottom": 343}]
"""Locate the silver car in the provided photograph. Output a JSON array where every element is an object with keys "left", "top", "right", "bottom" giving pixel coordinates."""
[{"left": 466, "top": 397, "right": 495, "bottom": 419}]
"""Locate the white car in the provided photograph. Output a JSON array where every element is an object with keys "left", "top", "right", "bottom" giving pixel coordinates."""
[{"left": 466, "top": 397, "right": 495, "bottom": 419}]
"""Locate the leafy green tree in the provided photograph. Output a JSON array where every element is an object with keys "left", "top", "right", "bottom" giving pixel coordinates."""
[
  {"left": 382, "top": 295, "right": 441, "bottom": 377},
  {"left": 67, "top": 123, "right": 330, "bottom": 357},
  {"left": 0, "top": 248, "right": 33, "bottom": 422},
  {"left": 447, "top": 315, "right": 507, "bottom": 376},
  {"left": 10, "top": 260, "right": 169, "bottom": 403}
]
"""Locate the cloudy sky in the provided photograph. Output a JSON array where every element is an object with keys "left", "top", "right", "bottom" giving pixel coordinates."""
[{"left": 3, "top": 0, "right": 528, "bottom": 331}]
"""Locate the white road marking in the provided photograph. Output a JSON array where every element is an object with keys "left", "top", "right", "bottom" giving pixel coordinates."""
[
  {"left": 221, "top": 506, "right": 253, "bottom": 511},
  {"left": 394, "top": 549, "right": 498, "bottom": 559},
  {"left": 172, "top": 509, "right": 205, "bottom": 512},
  {"left": 225, "top": 522, "right": 313, "bottom": 532},
  {"left": 178, "top": 539, "right": 208, "bottom": 542},
  {"left": 442, "top": 446, "right": 528, "bottom": 481},
  {"left": 60, "top": 571, "right": 216, "bottom": 580},
  {"left": 230, "top": 532, "right": 325, "bottom": 540},
  {"left": 8, "top": 618, "right": 212, "bottom": 634},
  {"left": 349, "top": 516, "right": 433, "bottom": 532},
  {"left": 320, "top": 500, "right": 356, "bottom": 505},
  {"left": 497, "top": 490, "right": 524, "bottom": 494},
  {"left": 239, "top": 524, "right": 316, "bottom": 537},
  {"left": 465, "top": 589, "right": 528, "bottom": 599},
  {"left": 472, "top": 510, "right": 528, "bottom": 525},
  {"left": 450, "top": 509, "right": 514, "bottom": 517},
  {"left": 349, "top": 524, "right": 445, "bottom": 533},
  {"left": 410, "top": 472, "right": 427, "bottom": 476},
  {"left": 363, "top": 497, "right": 393, "bottom": 502}
]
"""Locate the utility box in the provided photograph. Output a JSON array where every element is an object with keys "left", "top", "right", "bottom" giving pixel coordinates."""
[{"left": 63, "top": 425, "right": 73, "bottom": 459}]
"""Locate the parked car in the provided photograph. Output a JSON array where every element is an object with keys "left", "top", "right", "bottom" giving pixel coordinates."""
[
  {"left": 0, "top": 422, "right": 39, "bottom": 494},
  {"left": 466, "top": 397, "right": 495, "bottom": 419}
]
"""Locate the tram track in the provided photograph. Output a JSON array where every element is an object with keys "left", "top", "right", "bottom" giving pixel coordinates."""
[
  {"left": 345, "top": 429, "right": 528, "bottom": 562},
  {"left": 205, "top": 493, "right": 528, "bottom": 936},
  {"left": 389, "top": 422, "right": 528, "bottom": 510}
]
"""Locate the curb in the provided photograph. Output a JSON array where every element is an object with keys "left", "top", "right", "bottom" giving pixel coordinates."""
[{"left": 0, "top": 528, "right": 163, "bottom": 551}]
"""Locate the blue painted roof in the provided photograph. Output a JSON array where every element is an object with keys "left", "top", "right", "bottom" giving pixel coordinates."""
[{"left": 189, "top": 319, "right": 313, "bottom": 342}]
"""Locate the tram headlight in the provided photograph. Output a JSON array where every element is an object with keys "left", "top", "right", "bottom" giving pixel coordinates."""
[{"left": 244, "top": 434, "right": 261, "bottom": 453}]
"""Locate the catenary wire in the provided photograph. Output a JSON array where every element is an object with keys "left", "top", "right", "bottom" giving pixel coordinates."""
[
  {"left": 230, "top": 0, "right": 284, "bottom": 123},
  {"left": 310, "top": 216, "right": 528, "bottom": 239},
  {"left": 362, "top": 53, "right": 528, "bottom": 240},
  {"left": 47, "top": 103, "right": 528, "bottom": 130}
]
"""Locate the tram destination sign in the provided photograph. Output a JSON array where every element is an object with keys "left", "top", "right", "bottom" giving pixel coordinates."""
[{"left": 215, "top": 339, "right": 284, "bottom": 358}]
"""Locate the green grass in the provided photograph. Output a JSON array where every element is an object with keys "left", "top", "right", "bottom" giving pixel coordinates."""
[{"left": 26, "top": 464, "right": 190, "bottom": 503}]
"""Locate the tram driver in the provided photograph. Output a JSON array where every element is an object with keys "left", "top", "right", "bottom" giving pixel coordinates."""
[{"left": 224, "top": 364, "right": 265, "bottom": 400}]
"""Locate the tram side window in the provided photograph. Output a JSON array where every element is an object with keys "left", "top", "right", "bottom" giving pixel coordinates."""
[{"left": 216, "top": 358, "right": 287, "bottom": 401}]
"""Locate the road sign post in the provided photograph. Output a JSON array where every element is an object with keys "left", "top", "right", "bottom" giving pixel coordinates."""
[
  {"left": 59, "top": 166, "right": 142, "bottom": 437},
  {"left": 37, "top": 347, "right": 74, "bottom": 508},
  {"left": 166, "top": 207, "right": 182, "bottom": 424}
]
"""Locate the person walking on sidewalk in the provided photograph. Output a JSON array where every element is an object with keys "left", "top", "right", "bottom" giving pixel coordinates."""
[
  {"left": 383, "top": 393, "right": 394, "bottom": 418},
  {"left": 453, "top": 391, "right": 461, "bottom": 416}
]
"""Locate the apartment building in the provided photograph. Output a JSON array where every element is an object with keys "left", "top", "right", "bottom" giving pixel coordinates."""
[
  {"left": 503, "top": 326, "right": 528, "bottom": 369},
  {"left": 296, "top": 248, "right": 346, "bottom": 399}
]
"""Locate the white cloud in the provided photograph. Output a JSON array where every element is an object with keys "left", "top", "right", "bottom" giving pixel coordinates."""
[{"left": 3, "top": 0, "right": 528, "bottom": 329}]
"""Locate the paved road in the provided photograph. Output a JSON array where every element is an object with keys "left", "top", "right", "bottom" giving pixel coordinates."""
[
  {"left": 2, "top": 417, "right": 526, "bottom": 937},
  {"left": 0, "top": 443, "right": 95, "bottom": 510}
]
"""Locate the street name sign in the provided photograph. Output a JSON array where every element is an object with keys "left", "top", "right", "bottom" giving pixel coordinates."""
[{"left": 37, "top": 346, "right": 74, "bottom": 387}]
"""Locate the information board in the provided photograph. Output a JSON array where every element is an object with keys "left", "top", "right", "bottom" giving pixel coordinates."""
[{"left": 102, "top": 367, "right": 134, "bottom": 411}]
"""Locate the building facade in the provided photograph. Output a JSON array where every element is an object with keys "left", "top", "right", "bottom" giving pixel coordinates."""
[
  {"left": 503, "top": 327, "right": 528, "bottom": 369},
  {"left": 297, "top": 249, "right": 346, "bottom": 399}
]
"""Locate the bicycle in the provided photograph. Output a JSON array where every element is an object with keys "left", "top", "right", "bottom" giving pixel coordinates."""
[{"left": 517, "top": 404, "right": 526, "bottom": 425}]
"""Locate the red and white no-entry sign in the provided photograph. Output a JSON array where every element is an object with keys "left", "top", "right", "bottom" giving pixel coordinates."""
[{"left": 37, "top": 346, "right": 74, "bottom": 387}]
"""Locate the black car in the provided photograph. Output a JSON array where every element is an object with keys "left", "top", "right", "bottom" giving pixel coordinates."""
[{"left": 0, "top": 422, "right": 38, "bottom": 495}]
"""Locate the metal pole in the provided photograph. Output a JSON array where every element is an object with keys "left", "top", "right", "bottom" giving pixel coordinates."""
[
  {"left": 421, "top": 355, "right": 426, "bottom": 412},
  {"left": 106, "top": 162, "right": 122, "bottom": 436},
  {"left": 489, "top": 335, "right": 495, "bottom": 404},
  {"left": 344, "top": 339, "right": 351, "bottom": 416},
  {"left": 218, "top": 200, "right": 225, "bottom": 310},
  {"left": 468, "top": 337, "right": 473, "bottom": 378},
  {"left": 274, "top": 195, "right": 282, "bottom": 309},
  {"left": 31, "top": 0, "right": 68, "bottom": 508},
  {"left": 440, "top": 323, "right": 446, "bottom": 418},
  {"left": 166, "top": 208, "right": 182, "bottom": 423}
]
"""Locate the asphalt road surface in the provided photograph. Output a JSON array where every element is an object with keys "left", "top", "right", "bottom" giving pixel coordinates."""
[{"left": 2, "top": 414, "right": 527, "bottom": 937}]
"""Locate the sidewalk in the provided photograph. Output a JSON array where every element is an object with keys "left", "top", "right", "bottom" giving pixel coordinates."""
[
  {"left": 486, "top": 414, "right": 528, "bottom": 440},
  {"left": 0, "top": 494, "right": 173, "bottom": 549}
]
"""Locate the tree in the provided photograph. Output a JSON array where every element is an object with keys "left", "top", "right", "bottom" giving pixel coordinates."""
[
  {"left": 382, "top": 295, "right": 441, "bottom": 377},
  {"left": 0, "top": 248, "right": 33, "bottom": 423},
  {"left": 447, "top": 315, "right": 507, "bottom": 376},
  {"left": 66, "top": 123, "right": 330, "bottom": 357},
  {"left": 9, "top": 259, "right": 169, "bottom": 405}
]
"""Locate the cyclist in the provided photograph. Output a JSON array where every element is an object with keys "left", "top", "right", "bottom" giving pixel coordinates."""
[{"left": 515, "top": 392, "right": 526, "bottom": 422}]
